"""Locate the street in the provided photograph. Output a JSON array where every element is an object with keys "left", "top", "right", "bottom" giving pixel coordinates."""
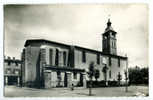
[{"left": 4, "top": 85, "right": 148, "bottom": 97}]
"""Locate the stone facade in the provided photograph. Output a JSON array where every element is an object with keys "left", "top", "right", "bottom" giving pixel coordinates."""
[
  {"left": 4, "top": 56, "right": 22, "bottom": 86},
  {"left": 21, "top": 19, "right": 128, "bottom": 88},
  {"left": 74, "top": 47, "right": 127, "bottom": 83}
]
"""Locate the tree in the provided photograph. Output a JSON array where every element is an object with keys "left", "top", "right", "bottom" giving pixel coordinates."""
[
  {"left": 117, "top": 72, "right": 122, "bottom": 86},
  {"left": 102, "top": 64, "right": 108, "bottom": 85},
  {"left": 128, "top": 66, "right": 148, "bottom": 85},
  {"left": 124, "top": 70, "right": 128, "bottom": 92},
  {"left": 94, "top": 69, "right": 100, "bottom": 82},
  {"left": 140, "top": 67, "right": 148, "bottom": 84},
  {"left": 57, "top": 71, "right": 61, "bottom": 87},
  {"left": 87, "top": 62, "right": 95, "bottom": 96}
]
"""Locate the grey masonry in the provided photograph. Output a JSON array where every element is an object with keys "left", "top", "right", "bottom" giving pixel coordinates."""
[{"left": 21, "top": 19, "right": 128, "bottom": 88}]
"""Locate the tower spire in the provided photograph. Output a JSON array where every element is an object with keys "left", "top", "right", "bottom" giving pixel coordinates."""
[
  {"left": 107, "top": 14, "right": 111, "bottom": 26},
  {"left": 102, "top": 18, "right": 117, "bottom": 55},
  {"left": 107, "top": 18, "right": 112, "bottom": 27}
]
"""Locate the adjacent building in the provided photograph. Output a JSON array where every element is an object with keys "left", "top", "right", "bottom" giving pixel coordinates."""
[
  {"left": 4, "top": 56, "right": 22, "bottom": 86},
  {"left": 21, "top": 19, "right": 128, "bottom": 88}
]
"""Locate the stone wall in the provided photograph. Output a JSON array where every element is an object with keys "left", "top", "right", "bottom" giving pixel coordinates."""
[
  {"left": 74, "top": 48, "right": 127, "bottom": 83},
  {"left": 23, "top": 46, "right": 41, "bottom": 87},
  {"left": 40, "top": 44, "right": 69, "bottom": 67}
]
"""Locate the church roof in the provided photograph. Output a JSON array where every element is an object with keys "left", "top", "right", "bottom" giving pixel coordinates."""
[
  {"left": 24, "top": 39, "right": 127, "bottom": 60},
  {"left": 104, "top": 26, "right": 115, "bottom": 33}
]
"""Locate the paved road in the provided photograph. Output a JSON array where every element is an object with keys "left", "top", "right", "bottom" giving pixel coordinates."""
[{"left": 4, "top": 85, "right": 148, "bottom": 97}]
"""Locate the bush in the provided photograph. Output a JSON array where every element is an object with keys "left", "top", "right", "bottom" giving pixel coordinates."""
[
  {"left": 129, "top": 67, "right": 148, "bottom": 85},
  {"left": 108, "top": 81, "right": 118, "bottom": 86},
  {"left": 86, "top": 80, "right": 121, "bottom": 88},
  {"left": 86, "top": 80, "right": 131, "bottom": 87}
]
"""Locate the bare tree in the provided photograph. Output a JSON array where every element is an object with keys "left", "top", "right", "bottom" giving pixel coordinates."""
[
  {"left": 102, "top": 64, "right": 108, "bottom": 86},
  {"left": 124, "top": 70, "right": 128, "bottom": 92},
  {"left": 117, "top": 72, "right": 122, "bottom": 86},
  {"left": 94, "top": 69, "right": 100, "bottom": 82},
  {"left": 87, "top": 62, "right": 95, "bottom": 96}
]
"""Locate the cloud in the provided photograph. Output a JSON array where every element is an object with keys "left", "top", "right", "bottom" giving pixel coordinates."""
[{"left": 4, "top": 4, "right": 148, "bottom": 67}]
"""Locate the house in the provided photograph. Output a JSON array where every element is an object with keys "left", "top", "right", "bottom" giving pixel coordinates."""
[{"left": 4, "top": 56, "right": 22, "bottom": 86}]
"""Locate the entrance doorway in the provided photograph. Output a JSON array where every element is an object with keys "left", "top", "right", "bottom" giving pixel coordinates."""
[
  {"left": 64, "top": 72, "right": 67, "bottom": 87},
  {"left": 79, "top": 73, "right": 83, "bottom": 86},
  {"left": 8, "top": 76, "right": 18, "bottom": 85}
]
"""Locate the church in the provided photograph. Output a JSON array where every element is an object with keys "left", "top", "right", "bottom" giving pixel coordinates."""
[{"left": 21, "top": 19, "right": 128, "bottom": 88}]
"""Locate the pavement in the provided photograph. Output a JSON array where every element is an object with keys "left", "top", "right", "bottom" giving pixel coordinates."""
[{"left": 4, "top": 85, "right": 149, "bottom": 97}]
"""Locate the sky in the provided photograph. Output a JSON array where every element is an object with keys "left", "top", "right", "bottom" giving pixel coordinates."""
[{"left": 4, "top": 4, "right": 148, "bottom": 68}]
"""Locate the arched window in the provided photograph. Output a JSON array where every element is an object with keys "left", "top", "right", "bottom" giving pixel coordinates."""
[
  {"left": 55, "top": 49, "right": 59, "bottom": 66},
  {"left": 109, "top": 70, "right": 111, "bottom": 78},
  {"left": 63, "top": 51, "right": 66, "bottom": 66},
  {"left": 49, "top": 49, "right": 53, "bottom": 65}
]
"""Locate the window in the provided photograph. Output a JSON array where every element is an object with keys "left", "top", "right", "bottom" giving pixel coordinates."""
[
  {"left": 57, "top": 71, "right": 61, "bottom": 80},
  {"left": 55, "top": 49, "right": 59, "bottom": 66},
  {"left": 49, "top": 49, "right": 53, "bottom": 65},
  {"left": 103, "top": 40, "right": 106, "bottom": 49},
  {"left": 41, "top": 49, "right": 46, "bottom": 62},
  {"left": 8, "top": 62, "right": 11, "bottom": 66},
  {"left": 109, "top": 57, "right": 111, "bottom": 66},
  {"left": 105, "top": 40, "right": 107, "bottom": 49},
  {"left": 118, "top": 58, "right": 120, "bottom": 67},
  {"left": 73, "top": 72, "right": 77, "bottom": 79},
  {"left": 63, "top": 51, "right": 66, "bottom": 66},
  {"left": 82, "top": 51, "right": 86, "bottom": 63},
  {"left": 97, "top": 54, "right": 100, "bottom": 65},
  {"left": 109, "top": 70, "right": 111, "bottom": 78},
  {"left": 15, "top": 62, "right": 18, "bottom": 66},
  {"left": 6, "top": 68, "right": 11, "bottom": 74}
]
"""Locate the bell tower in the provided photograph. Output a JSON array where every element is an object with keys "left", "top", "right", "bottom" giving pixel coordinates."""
[{"left": 102, "top": 19, "right": 117, "bottom": 55}]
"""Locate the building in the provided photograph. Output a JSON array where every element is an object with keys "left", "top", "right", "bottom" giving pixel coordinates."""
[
  {"left": 4, "top": 56, "right": 22, "bottom": 86},
  {"left": 21, "top": 19, "right": 128, "bottom": 88}
]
